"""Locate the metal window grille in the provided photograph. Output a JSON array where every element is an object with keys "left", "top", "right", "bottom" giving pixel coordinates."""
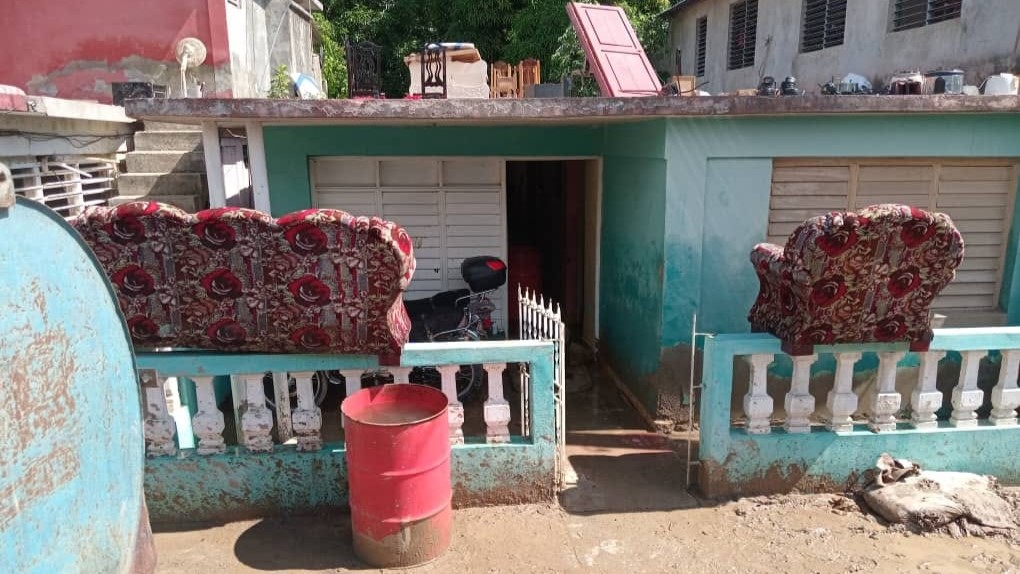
[
  {"left": 10, "top": 157, "right": 118, "bottom": 218},
  {"left": 801, "top": 0, "right": 847, "bottom": 53},
  {"left": 727, "top": 0, "right": 758, "bottom": 70},
  {"left": 696, "top": 17, "right": 708, "bottom": 77},
  {"left": 892, "top": 0, "right": 962, "bottom": 32}
]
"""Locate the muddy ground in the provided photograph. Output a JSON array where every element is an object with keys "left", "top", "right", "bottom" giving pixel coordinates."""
[{"left": 153, "top": 365, "right": 1020, "bottom": 573}]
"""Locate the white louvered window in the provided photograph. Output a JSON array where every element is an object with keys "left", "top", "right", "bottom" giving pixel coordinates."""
[
  {"left": 10, "top": 157, "right": 118, "bottom": 218},
  {"left": 311, "top": 157, "right": 507, "bottom": 327},
  {"left": 769, "top": 159, "right": 1018, "bottom": 312},
  {"left": 801, "top": 0, "right": 847, "bottom": 53}
]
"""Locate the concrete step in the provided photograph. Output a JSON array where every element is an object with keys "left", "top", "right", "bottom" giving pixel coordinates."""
[
  {"left": 110, "top": 194, "right": 202, "bottom": 212},
  {"left": 142, "top": 121, "right": 202, "bottom": 132},
  {"left": 118, "top": 172, "right": 207, "bottom": 197},
  {"left": 134, "top": 130, "right": 202, "bottom": 152},
  {"left": 126, "top": 151, "right": 205, "bottom": 173}
]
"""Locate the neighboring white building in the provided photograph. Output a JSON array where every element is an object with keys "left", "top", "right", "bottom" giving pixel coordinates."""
[{"left": 663, "top": 0, "right": 1020, "bottom": 94}]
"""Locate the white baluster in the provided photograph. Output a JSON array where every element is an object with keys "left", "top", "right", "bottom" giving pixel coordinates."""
[
  {"left": 339, "top": 369, "right": 365, "bottom": 429},
  {"left": 140, "top": 370, "right": 177, "bottom": 457},
  {"left": 239, "top": 373, "right": 274, "bottom": 453},
  {"left": 270, "top": 371, "right": 293, "bottom": 444},
  {"left": 910, "top": 351, "right": 946, "bottom": 430},
  {"left": 191, "top": 375, "right": 226, "bottom": 455},
  {"left": 743, "top": 353, "right": 774, "bottom": 434},
  {"left": 826, "top": 352, "right": 861, "bottom": 432},
  {"left": 388, "top": 367, "right": 413, "bottom": 384},
  {"left": 291, "top": 371, "right": 322, "bottom": 451},
  {"left": 483, "top": 363, "right": 511, "bottom": 444},
  {"left": 868, "top": 351, "right": 906, "bottom": 432},
  {"left": 991, "top": 350, "right": 1020, "bottom": 426},
  {"left": 951, "top": 351, "right": 986, "bottom": 428},
  {"left": 341, "top": 369, "right": 364, "bottom": 397},
  {"left": 785, "top": 354, "right": 817, "bottom": 434},
  {"left": 437, "top": 365, "right": 465, "bottom": 445}
]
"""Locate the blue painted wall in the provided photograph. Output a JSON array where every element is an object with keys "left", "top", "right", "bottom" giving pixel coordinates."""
[
  {"left": 264, "top": 125, "right": 604, "bottom": 216},
  {"left": 598, "top": 122, "right": 668, "bottom": 407},
  {"left": 663, "top": 114, "right": 1020, "bottom": 346}
]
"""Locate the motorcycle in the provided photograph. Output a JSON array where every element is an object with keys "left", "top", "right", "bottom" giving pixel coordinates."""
[
  {"left": 404, "top": 255, "right": 507, "bottom": 401},
  {"left": 264, "top": 255, "right": 507, "bottom": 408}
]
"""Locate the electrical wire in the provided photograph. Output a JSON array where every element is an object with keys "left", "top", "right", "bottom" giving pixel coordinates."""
[{"left": 0, "top": 130, "right": 124, "bottom": 149}]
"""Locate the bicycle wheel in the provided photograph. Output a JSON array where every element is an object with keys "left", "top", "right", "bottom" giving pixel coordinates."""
[
  {"left": 409, "top": 332, "right": 483, "bottom": 401},
  {"left": 262, "top": 371, "right": 329, "bottom": 409}
]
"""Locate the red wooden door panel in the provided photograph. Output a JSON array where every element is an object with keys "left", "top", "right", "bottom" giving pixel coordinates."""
[{"left": 566, "top": 2, "right": 662, "bottom": 97}]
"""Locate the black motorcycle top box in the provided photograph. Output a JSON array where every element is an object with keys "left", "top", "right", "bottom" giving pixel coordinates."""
[{"left": 461, "top": 256, "right": 507, "bottom": 292}]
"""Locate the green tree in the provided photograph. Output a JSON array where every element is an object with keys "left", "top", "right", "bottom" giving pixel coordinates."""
[{"left": 317, "top": 0, "right": 671, "bottom": 98}]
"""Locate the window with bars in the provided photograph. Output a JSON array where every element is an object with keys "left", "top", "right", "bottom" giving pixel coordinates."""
[
  {"left": 695, "top": 17, "right": 708, "bottom": 77},
  {"left": 801, "top": 0, "right": 847, "bottom": 52},
  {"left": 892, "top": 0, "right": 962, "bottom": 32},
  {"left": 727, "top": 0, "right": 757, "bottom": 70},
  {"left": 11, "top": 157, "right": 118, "bottom": 218}
]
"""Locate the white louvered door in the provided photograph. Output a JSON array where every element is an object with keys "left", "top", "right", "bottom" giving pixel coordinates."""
[
  {"left": 769, "top": 159, "right": 1018, "bottom": 313},
  {"left": 311, "top": 157, "right": 508, "bottom": 328}
]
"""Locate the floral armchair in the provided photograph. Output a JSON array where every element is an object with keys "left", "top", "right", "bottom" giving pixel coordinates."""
[
  {"left": 72, "top": 202, "right": 415, "bottom": 365},
  {"left": 748, "top": 204, "right": 964, "bottom": 355}
]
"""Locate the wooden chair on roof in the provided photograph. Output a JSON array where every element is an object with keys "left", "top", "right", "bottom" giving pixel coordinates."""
[
  {"left": 420, "top": 43, "right": 448, "bottom": 99},
  {"left": 490, "top": 61, "right": 518, "bottom": 98},
  {"left": 345, "top": 40, "right": 383, "bottom": 99},
  {"left": 517, "top": 58, "right": 541, "bottom": 97}
]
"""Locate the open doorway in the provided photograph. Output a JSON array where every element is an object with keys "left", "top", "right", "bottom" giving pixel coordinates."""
[{"left": 506, "top": 159, "right": 600, "bottom": 349}]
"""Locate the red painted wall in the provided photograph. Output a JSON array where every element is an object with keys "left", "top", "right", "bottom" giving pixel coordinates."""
[{"left": 0, "top": 0, "right": 231, "bottom": 103}]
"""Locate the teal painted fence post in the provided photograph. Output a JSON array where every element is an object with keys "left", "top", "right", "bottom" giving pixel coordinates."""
[{"left": 699, "top": 336, "right": 733, "bottom": 464}]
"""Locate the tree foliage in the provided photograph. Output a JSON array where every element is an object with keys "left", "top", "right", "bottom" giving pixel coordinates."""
[{"left": 316, "top": 0, "right": 671, "bottom": 98}]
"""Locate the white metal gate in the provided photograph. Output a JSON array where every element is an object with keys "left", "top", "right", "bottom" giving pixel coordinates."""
[{"left": 517, "top": 285, "right": 567, "bottom": 486}]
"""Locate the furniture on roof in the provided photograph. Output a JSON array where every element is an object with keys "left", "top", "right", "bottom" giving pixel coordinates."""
[
  {"left": 405, "top": 43, "right": 488, "bottom": 99},
  {"left": 490, "top": 61, "right": 518, "bottom": 98},
  {"left": 71, "top": 202, "right": 416, "bottom": 365},
  {"left": 345, "top": 40, "right": 383, "bottom": 99},
  {"left": 517, "top": 59, "right": 541, "bottom": 96},
  {"left": 747, "top": 204, "right": 964, "bottom": 355}
]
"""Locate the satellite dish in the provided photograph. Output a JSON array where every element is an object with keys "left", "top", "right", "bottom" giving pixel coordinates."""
[{"left": 175, "top": 37, "right": 208, "bottom": 69}]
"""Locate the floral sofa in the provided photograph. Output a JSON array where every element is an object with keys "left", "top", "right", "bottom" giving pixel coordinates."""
[
  {"left": 72, "top": 202, "right": 415, "bottom": 365},
  {"left": 748, "top": 204, "right": 964, "bottom": 355}
]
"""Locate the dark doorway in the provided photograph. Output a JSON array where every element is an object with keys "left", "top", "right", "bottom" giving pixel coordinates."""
[{"left": 506, "top": 160, "right": 589, "bottom": 338}]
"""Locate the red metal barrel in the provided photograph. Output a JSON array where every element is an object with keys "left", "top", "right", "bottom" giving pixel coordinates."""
[{"left": 341, "top": 384, "right": 451, "bottom": 568}]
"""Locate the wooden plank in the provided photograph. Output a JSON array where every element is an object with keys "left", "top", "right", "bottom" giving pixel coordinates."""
[
  {"left": 446, "top": 225, "right": 503, "bottom": 237},
  {"left": 941, "top": 282, "right": 1000, "bottom": 296},
  {"left": 442, "top": 159, "right": 501, "bottom": 186},
  {"left": 383, "top": 203, "right": 440, "bottom": 216},
  {"left": 954, "top": 270, "right": 1000, "bottom": 283},
  {"left": 379, "top": 159, "right": 438, "bottom": 186},
  {"left": 952, "top": 219, "right": 1007, "bottom": 233},
  {"left": 312, "top": 158, "right": 377, "bottom": 187},
  {"left": 937, "top": 193, "right": 1009, "bottom": 208},
  {"left": 953, "top": 232, "right": 1004, "bottom": 246},
  {"left": 937, "top": 206, "right": 1008, "bottom": 220},
  {"left": 939, "top": 181, "right": 1013, "bottom": 195},
  {"left": 444, "top": 191, "right": 502, "bottom": 203},
  {"left": 858, "top": 165, "right": 934, "bottom": 182},
  {"left": 446, "top": 235, "right": 502, "bottom": 248},
  {"left": 770, "top": 182, "right": 848, "bottom": 196},
  {"left": 857, "top": 180, "right": 932, "bottom": 196},
  {"left": 387, "top": 214, "right": 441, "bottom": 226},
  {"left": 768, "top": 209, "right": 844, "bottom": 223},
  {"left": 770, "top": 196, "right": 851, "bottom": 209},
  {"left": 940, "top": 166, "right": 1014, "bottom": 182},
  {"left": 772, "top": 166, "right": 849, "bottom": 183},
  {"left": 957, "top": 244, "right": 1004, "bottom": 258},
  {"left": 932, "top": 293, "right": 996, "bottom": 310},
  {"left": 444, "top": 203, "right": 502, "bottom": 215},
  {"left": 957, "top": 257, "right": 1003, "bottom": 272},
  {"left": 446, "top": 213, "right": 501, "bottom": 225},
  {"left": 382, "top": 191, "right": 443, "bottom": 204}
]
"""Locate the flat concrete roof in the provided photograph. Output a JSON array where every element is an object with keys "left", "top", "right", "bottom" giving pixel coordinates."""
[{"left": 124, "top": 95, "right": 1020, "bottom": 126}]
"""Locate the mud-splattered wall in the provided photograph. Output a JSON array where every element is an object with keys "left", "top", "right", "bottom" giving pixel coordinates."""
[{"left": 0, "top": 0, "right": 232, "bottom": 103}]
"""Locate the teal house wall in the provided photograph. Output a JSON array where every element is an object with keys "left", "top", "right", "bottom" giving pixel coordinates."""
[{"left": 261, "top": 113, "right": 1020, "bottom": 424}]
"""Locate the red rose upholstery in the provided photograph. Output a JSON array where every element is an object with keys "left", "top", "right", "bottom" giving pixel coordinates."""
[
  {"left": 72, "top": 202, "right": 415, "bottom": 365},
  {"left": 748, "top": 204, "right": 964, "bottom": 355}
]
